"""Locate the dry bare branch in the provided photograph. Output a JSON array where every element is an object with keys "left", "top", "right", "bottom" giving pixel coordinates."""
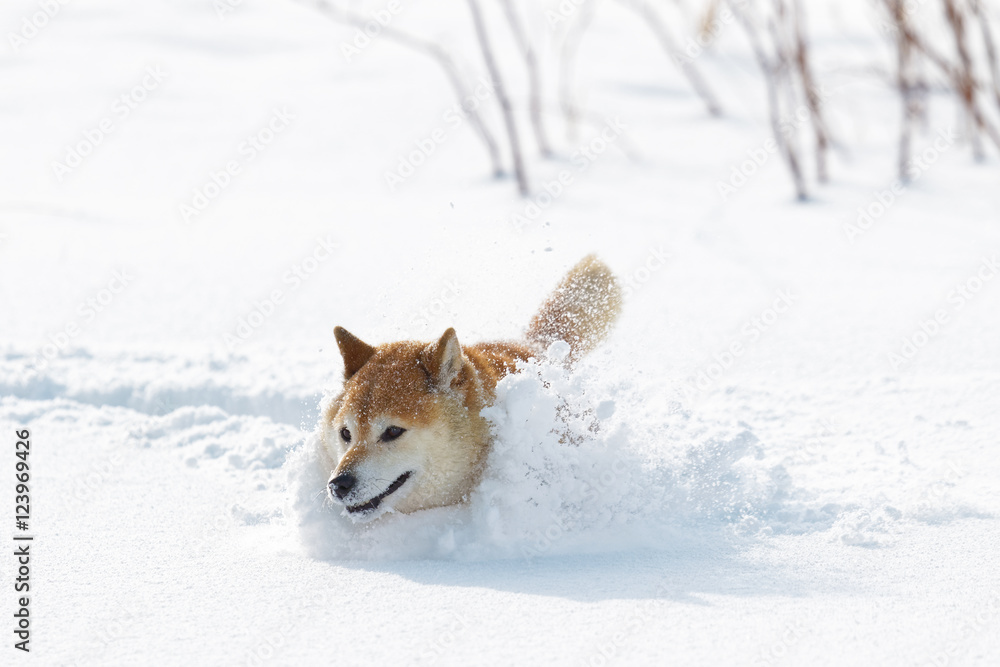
[
  {"left": 970, "top": 0, "right": 1000, "bottom": 112},
  {"left": 879, "top": 0, "right": 926, "bottom": 180},
  {"left": 498, "top": 0, "right": 553, "bottom": 157},
  {"left": 728, "top": 0, "right": 808, "bottom": 200},
  {"left": 942, "top": 0, "right": 1000, "bottom": 158},
  {"left": 882, "top": 0, "right": 1000, "bottom": 156},
  {"left": 791, "top": 0, "right": 830, "bottom": 181},
  {"left": 943, "top": 0, "right": 985, "bottom": 158},
  {"left": 467, "top": 0, "right": 530, "bottom": 195}
]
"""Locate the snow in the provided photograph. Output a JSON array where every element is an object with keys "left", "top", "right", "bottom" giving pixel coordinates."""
[{"left": 1, "top": 0, "right": 999, "bottom": 664}]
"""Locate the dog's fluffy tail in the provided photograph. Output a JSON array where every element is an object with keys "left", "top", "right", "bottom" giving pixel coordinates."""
[{"left": 526, "top": 255, "right": 623, "bottom": 363}]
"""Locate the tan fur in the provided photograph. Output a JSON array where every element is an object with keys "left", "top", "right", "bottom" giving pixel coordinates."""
[{"left": 320, "top": 255, "right": 623, "bottom": 518}]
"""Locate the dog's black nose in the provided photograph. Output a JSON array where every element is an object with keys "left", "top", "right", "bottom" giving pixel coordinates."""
[{"left": 329, "top": 473, "right": 356, "bottom": 500}]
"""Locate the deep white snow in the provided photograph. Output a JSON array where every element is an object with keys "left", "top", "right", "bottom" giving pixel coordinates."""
[{"left": 1, "top": 0, "right": 999, "bottom": 665}]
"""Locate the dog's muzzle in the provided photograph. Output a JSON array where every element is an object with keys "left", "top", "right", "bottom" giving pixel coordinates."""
[{"left": 328, "top": 471, "right": 413, "bottom": 514}]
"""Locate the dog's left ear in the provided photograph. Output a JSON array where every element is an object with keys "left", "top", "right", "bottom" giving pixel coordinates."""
[
  {"left": 334, "top": 326, "right": 375, "bottom": 379},
  {"left": 427, "top": 328, "right": 464, "bottom": 388}
]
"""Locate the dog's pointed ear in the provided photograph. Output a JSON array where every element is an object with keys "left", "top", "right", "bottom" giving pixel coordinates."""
[
  {"left": 334, "top": 326, "right": 375, "bottom": 379},
  {"left": 427, "top": 328, "right": 464, "bottom": 388}
]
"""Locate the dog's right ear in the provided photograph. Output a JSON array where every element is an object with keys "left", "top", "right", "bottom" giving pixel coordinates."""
[
  {"left": 334, "top": 326, "right": 375, "bottom": 379},
  {"left": 426, "top": 327, "right": 465, "bottom": 388}
]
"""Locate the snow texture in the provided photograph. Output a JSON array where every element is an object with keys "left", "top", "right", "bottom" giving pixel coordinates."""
[{"left": 1, "top": 0, "right": 999, "bottom": 665}]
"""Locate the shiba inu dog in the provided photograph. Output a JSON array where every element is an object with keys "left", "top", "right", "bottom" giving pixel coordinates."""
[{"left": 319, "top": 255, "right": 622, "bottom": 520}]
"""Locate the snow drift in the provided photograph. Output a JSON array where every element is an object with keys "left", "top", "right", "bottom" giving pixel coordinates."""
[{"left": 291, "top": 349, "right": 799, "bottom": 561}]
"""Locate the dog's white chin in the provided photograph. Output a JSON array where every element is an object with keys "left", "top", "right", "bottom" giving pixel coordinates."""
[
  {"left": 337, "top": 471, "right": 416, "bottom": 523},
  {"left": 341, "top": 503, "right": 394, "bottom": 524}
]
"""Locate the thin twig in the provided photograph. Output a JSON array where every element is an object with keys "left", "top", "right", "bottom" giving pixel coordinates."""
[
  {"left": 791, "top": 0, "right": 830, "bottom": 181},
  {"left": 942, "top": 0, "right": 1000, "bottom": 157},
  {"left": 885, "top": 0, "right": 1000, "bottom": 155},
  {"left": 970, "top": 0, "right": 1000, "bottom": 113},
  {"left": 729, "top": 0, "right": 808, "bottom": 200},
  {"left": 880, "top": 0, "right": 923, "bottom": 180},
  {"left": 498, "top": 0, "right": 553, "bottom": 156},
  {"left": 467, "top": 0, "right": 530, "bottom": 195}
]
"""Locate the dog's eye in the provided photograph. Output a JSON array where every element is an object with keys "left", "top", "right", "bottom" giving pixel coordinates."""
[
  {"left": 340, "top": 427, "right": 351, "bottom": 443},
  {"left": 381, "top": 426, "right": 406, "bottom": 442}
]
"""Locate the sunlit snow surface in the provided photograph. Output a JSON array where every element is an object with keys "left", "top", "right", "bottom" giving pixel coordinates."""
[{"left": 1, "top": 0, "right": 999, "bottom": 664}]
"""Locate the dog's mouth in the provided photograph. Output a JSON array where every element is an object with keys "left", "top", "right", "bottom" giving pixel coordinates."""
[{"left": 346, "top": 472, "right": 412, "bottom": 514}]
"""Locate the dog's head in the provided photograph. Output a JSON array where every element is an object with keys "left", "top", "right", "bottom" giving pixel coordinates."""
[{"left": 320, "top": 326, "right": 489, "bottom": 520}]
